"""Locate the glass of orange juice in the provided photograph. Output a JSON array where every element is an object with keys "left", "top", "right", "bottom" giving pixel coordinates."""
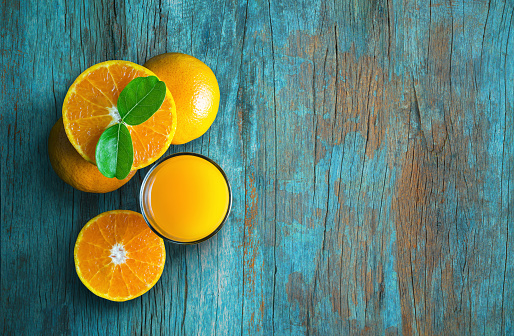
[{"left": 140, "top": 152, "right": 232, "bottom": 244}]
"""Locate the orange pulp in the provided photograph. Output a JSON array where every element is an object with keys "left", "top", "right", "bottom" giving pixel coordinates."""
[{"left": 141, "top": 154, "right": 230, "bottom": 243}]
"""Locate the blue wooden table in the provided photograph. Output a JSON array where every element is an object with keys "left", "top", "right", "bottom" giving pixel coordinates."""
[{"left": 1, "top": 0, "right": 513, "bottom": 335}]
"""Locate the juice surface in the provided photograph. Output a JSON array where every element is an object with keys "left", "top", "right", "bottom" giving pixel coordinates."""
[{"left": 142, "top": 154, "right": 230, "bottom": 242}]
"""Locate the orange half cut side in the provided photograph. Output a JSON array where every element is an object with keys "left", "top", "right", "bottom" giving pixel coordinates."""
[
  {"left": 74, "top": 210, "right": 166, "bottom": 302},
  {"left": 62, "top": 60, "right": 177, "bottom": 170}
]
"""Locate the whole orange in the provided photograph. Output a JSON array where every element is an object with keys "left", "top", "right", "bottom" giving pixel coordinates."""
[
  {"left": 144, "top": 53, "right": 220, "bottom": 145},
  {"left": 48, "top": 118, "right": 136, "bottom": 193}
]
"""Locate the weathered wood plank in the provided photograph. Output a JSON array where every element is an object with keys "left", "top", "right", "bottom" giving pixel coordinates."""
[{"left": 1, "top": 0, "right": 512, "bottom": 335}]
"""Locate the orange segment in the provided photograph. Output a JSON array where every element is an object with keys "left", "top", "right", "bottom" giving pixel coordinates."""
[
  {"left": 64, "top": 93, "right": 110, "bottom": 120},
  {"left": 120, "top": 264, "right": 148, "bottom": 295},
  {"left": 74, "top": 77, "right": 116, "bottom": 108},
  {"left": 74, "top": 210, "right": 166, "bottom": 302},
  {"left": 108, "top": 62, "right": 142, "bottom": 90},
  {"left": 108, "top": 266, "right": 130, "bottom": 298},
  {"left": 86, "top": 263, "right": 115, "bottom": 295},
  {"left": 62, "top": 60, "right": 177, "bottom": 170},
  {"left": 95, "top": 214, "right": 117, "bottom": 246},
  {"left": 86, "top": 66, "right": 120, "bottom": 99}
]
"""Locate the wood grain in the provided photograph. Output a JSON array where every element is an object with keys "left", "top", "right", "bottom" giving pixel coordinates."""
[{"left": 1, "top": 0, "right": 513, "bottom": 335}]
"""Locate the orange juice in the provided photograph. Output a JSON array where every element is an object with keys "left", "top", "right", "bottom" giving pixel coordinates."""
[{"left": 140, "top": 153, "right": 231, "bottom": 243}]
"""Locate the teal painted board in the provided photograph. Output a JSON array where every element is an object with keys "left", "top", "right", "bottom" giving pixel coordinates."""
[{"left": 1, "top": 0, "right": 513, "bottom": 335}]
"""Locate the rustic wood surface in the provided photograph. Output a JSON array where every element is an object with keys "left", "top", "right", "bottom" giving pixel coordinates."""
[{"left": 1, "top": 0, "right": 513, "bottom": 335}]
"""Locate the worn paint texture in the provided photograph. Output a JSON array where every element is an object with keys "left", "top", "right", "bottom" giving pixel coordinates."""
[{"left": 1, "top": 0, "right": 513, "bottom": 335}]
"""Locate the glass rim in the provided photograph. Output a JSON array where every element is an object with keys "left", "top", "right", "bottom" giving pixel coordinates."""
[{"left": 139, "top": 152, "right": 232, "bottom": 245}]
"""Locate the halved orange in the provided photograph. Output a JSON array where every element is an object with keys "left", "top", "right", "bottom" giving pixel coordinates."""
[
  {"left": 62, "top": 61, "right": 177, "bottom": 170},
  {"left": 74, "top": 210, "right": 166, "bottom": 301}
]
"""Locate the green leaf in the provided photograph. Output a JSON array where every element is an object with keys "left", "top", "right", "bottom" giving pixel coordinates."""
[
  {"left": 94, "top": 76, "right": 165, "bottom": 180},
  {"left": 95, "top": 123, "right": 133, "bottom": 180},
  {"left": 117, "top": 76, "right": 166, "bottom": 126}
]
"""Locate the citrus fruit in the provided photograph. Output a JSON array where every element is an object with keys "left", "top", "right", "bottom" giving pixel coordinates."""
[
  {"left": 62, "top": 60, "right": 177, "bottom": 170},
  {"left": 143, "top": 53, "right": 220, "bottom": 145},
  {"left": 48, "top": 118, "right": 136, "bottom": 193},
  {"left": 74, "top": 210, "right": 166, "bottom": 302}
]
